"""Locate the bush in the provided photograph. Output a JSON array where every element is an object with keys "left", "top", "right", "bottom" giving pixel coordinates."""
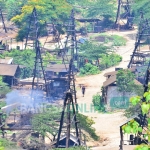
[
  {"left": 92, "top": 94, "right": 105, "bottom": 112},
  {"left": 80, "top": 63, "right": 100, "bottom": 76},
  {"left": 0, "top": 138, "right": 17, "bottom": 149},
  {"left": 95, "top": 34, "right": 127, "bottom": 46},
  {"left": 111, "top": 35, "right": 127, "bottom": 46},
  {"left": 100, "top": 53, "right": 122, "bottom": 70}
]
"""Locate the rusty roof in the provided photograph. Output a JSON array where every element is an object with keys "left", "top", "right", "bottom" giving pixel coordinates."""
[
  {"left": 103, "top": 75, "right": 116, "bottom": 87},
  {"left": 104, "top": 67, "right": 136, "bottom": 77},
  {"left": 103, "top": 75, "right": 142, "bottom": 87},
  {"left": 0, "top": 64, "right": 19, "bottom": 76},
  {"left": 46, "top": 64, "right": 69, "bottom": 72}
]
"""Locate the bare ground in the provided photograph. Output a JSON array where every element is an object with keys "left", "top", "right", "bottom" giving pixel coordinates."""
[{"left": 75, "top": 30, "right": 137, "bottom": 150}]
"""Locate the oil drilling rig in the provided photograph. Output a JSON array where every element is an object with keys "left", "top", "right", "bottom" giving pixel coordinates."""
[
  {"left": 115, "top": 0, "right": 134, "bottom": 30},
  {"left": 53, "top": 9, "right": 84, "bottom": 148},
  {"left": 127, "top": 12, "right": 150, "bottom": 83},
  {"left": 0, "top": 7, "right": 85, "bottom": 149}
]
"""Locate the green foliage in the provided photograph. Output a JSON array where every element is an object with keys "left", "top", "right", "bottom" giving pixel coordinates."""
[
  {"left": 100, "top": 53, "right": 122, "bottom": 70},
  {"left": 31, "top": 106, "right": 60, "bottom": 138},
  {"left": 122, "top": 84, "right": 150, "bottom": 149},
  {"left": 92, "top": 94, "right": 105, "bottom": 112},
  {"left": 116, "top": 69, "right": 135, "bottom": 93},
  {"left": 125, "top": 84, "right": 144, "bottom": 118},
  {"left": 122, "top": 119, "right": 141, "bottom": 134},
  {"left": 0, "top": 49, "right": 35, "bottom": 78},
  {"left": 86, "top": 0, "right": 116, "bottom": 23},
  {"left": 95, "top": 34, "right": 127, "bottom": 46},
  {"left": 132, "top": 0, "right": 150, "bottom": 23},
  {"left": 0, "top": 101, "right": 6, "bottom": 108},
  {"left": 9, "top": 0, "right": 71, "bottom": 41},
  {"left": 31, "top": 106, "right": 99, "bottom": 141},
  {"left": 5, "top": 0, "right": 27, "bottom": 20},
  {"left": 0, "top": 76, "right": 10, "bottom": 97},
  {"left": 80, "top": 63, "right": 100, "bottom": 76},
  {"left": 77, "top": 113, "right": 99, "bottom": 141},
  {"left": 111, "top": 35, "right": 127, "bottom": 46},
  {"left": 79, "top": 41, "right": 122, "bottom": 72},
  {"left": 0, "top": 138, "right": 17, "bottom": 149},
  {"left": 79, "top": 41, "right": 109, "bottom": 61},
  {"left": 135, "top": 145, "right": 150, "bottom": 150},
  {"left": 42, "top": 52, "right": 61, "bottom": 67},
  {"left": 0, "top": 49, "right": 60, "bottom": 78}
]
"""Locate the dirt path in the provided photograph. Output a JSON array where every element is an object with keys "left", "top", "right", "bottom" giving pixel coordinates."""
[{"left": 75, "top": 30, "right": 137, "bottom": 150}]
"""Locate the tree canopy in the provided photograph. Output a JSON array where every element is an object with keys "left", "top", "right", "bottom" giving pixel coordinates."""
[
  {"left": 86, "top": 0, "right": 116, "bottom": 20},
  {"left": 79, "top": 41, "right": 110, "bottom": 61},
  {"left": 132, "top": 0, "right": 150, "bottom": 23},
  {"left": 116, "top": 69, "right": 135, "bottom": 93},
  {"left": 10, "top": 0, "right": 71, "bottom": 24},
  {"left": 31, "top": 106, "right": 99, "bottom": 141}
]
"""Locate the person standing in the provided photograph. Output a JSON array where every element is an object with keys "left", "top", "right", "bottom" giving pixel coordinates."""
[{"left": 82, "top": 86, "right": 86, "bottom": 97}]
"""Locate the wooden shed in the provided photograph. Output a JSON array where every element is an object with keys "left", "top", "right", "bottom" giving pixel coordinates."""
[{"left": 0, "top": 64, "right": 20, "bottom": 86}]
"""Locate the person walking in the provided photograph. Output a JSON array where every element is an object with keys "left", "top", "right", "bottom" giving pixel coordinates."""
[{"left": 82, "top": 86, "right": 86, "bottom": 97}]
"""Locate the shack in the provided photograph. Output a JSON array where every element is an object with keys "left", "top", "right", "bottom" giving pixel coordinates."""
[
  {"left": 102, "top": 68, "right": 142, "bottom": 110},
  {"left": 45, "top": 64, "right": 69, "bottom": 98},
  {"left": 0, "top": 64, "right": 20, "bottom": 86}
]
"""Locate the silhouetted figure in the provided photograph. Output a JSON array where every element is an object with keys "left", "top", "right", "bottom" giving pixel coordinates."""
[{"left": 82, "top": 86, "right": 85, "bottom": 97}]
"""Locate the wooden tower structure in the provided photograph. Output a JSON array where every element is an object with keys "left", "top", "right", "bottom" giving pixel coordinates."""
[{"left": 115, "top": 0, "right": 134, "bottom": 30}]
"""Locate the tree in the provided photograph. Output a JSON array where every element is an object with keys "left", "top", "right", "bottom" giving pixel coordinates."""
[
  {"left": 31, "top": 106, "right": 99, "bottom": 142},
  {"left": 122, "top": 86, "right": 150, "bottom": 149},
  {"left": 5, "top": 0, "right": 27, "bottom": 20},
  {"left": 9, "top": 0, "right": 71, "bottom": 41},
  {"left": 79, "top": 41, "right": 110, "bottom": 62},
  {"left": 86, "top": 0, "right": 117, "bottom": 27},
  {"left": 92, "top": 94, "right": 105, "bottom": 112},
  {"left": 116, "top": 69, "right": 135, "bottom": 100},
  {"left": 80, "top": 63, "right": 100, "bottom": 76},
  {"left": 0, "top": 76, "right": 10, "bottom": 98},
  {"left": 132, "top": 0, "right": 150, "bottom": 23}
]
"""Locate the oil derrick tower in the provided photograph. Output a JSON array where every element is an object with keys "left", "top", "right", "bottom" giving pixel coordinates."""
[
  {"left": 55, "top": 10, "right": 81, "bottom": 148},
  {"left": 0, "top": 7, "right": 7, "bottom": 33},
  {"left": 128, "top": 13, "right": 150, "bottom": 69},
  {"left": 24, "top": 8, "right": 50, "bottom": 98},
  {"left": 115, "top": 0, "right": 134, "bottom": 30}
]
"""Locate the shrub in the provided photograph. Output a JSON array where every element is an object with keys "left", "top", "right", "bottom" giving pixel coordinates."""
[
  {"left": 111, "top": 35, "right": 127, "bottom": 46},
  {"left": 100, "top": 53, "right": 122, "bottom": 70},
  {"left": 92, "top": 94, "right": 105, "bottom": 112},
  {"left": 80, "top": 63, "right": 100, "bottom": 76}
]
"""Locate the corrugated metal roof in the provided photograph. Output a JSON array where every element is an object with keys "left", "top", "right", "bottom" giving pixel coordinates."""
[
  {"left": 103, "top": 75, "right": 142, "bottom": 87},
  {"left": 104, "top": 67, "right": 136, "bottom": 77},
  {"left": 46, "top": 64, "right": 69, "bottom": 72},
  {"left": 103, "top": 75, "right": 116, "bottom": 87},
  {"left": 0, "top": 64, "right": 19, "bottom": 76}
]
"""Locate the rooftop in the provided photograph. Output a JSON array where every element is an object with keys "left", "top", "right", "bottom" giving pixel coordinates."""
[{"left": 0, "top": 64, "right": 19, "bottom": 76}]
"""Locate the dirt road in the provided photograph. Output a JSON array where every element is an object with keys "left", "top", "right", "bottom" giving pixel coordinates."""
[{"left": 75, "top": 30, "right": 137, "bottom": 150}]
